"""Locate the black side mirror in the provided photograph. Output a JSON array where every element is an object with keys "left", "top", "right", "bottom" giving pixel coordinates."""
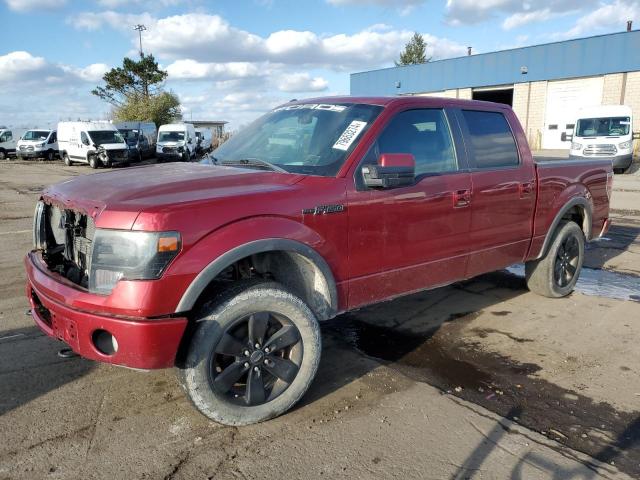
[
  {"left": 561, "top": 132, "right": 573, "bottom": 142},
  {"left": 362, "top": 153, "right": 415, "bottom": 189}
]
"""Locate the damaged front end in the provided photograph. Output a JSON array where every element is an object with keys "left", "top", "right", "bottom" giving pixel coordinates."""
[
  {"left": 33, "top": 200, "right": 95, "bottom": 288},
  {"left": 33, "top": 199, "right": 182, "bottom": 295}
]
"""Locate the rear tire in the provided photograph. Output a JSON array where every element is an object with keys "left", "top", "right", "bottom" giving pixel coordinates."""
[
  {"left": 525, "top": 221, "right": 585, "bottom": 298},
  {"left": 177, "top": 281, "right": 321, "bottom": 426}
]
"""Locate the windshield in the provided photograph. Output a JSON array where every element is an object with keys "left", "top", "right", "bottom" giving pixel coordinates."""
[
  {"left": 23, "top": 130, "right": 49, "bottom": 141},
  {"left": 575, "top": 116, "right": 631, "bottom": 137},
  {"left": 159, "top": 131, "right": 185, "bottom": 142},
  {"left": 210, "top": 103, "right": 383, "bottom": 176},
  {"left": 88, "top": 130, "right": 125, "bottom": 146},
  {"left": 119, "top": 129, "right": 139, "bottom": 143}
]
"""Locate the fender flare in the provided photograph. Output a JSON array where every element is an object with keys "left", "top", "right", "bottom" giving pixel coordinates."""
[
  {"left": 175, "top": 238, "right": 339, "bottom": 316},
  {"left": 535, "top": 196, "right": 592, "bottom": 260}
]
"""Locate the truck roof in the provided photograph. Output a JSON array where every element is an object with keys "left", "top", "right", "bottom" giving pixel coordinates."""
[
  {"left": 284, "top": 95, "right": 513, "bottom": 110},
  {"left": 58, "top": 121, "right": 117, "bottom": 130}
]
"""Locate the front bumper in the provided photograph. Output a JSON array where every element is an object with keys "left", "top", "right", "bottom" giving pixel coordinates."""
[
  {"left": 569, "top": 153, "right": 633, "bottom": 169},
  {"left": 25, "top": 253, "right": 188, "bottom": 369},
  {"left": 156, "top": 152, "right": 184, "bottom": 161},
  {"left": 17, "top": 150, "right": 44, "bottom": 158}
]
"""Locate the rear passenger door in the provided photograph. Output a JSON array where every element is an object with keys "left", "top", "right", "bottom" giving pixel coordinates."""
[
  {"left": 455, "top": 109, "right": 536, "bottom": 278},
  {"left": 347, "top": 108, "right": 472, "bottom": 308}
]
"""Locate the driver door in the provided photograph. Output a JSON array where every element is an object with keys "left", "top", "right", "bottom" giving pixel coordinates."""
[{"left": 346, "top": 108, "right": 472, "bottom": 309}]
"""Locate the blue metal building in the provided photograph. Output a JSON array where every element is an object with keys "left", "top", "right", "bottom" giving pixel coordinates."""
[{"left": 350, "top": 30, "right": 640, "bottom": 150}]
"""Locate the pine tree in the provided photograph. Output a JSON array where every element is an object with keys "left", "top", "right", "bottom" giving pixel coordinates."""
[{"left": 396, "top": 33, "right": 431, "bottom": 66}]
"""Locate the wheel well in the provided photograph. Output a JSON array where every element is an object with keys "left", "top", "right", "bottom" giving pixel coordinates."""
[
  {"left": 561, "top": 206, "right": 587, "bottom": 236},
  {"left": 190, "top": 250, "right": 336, "bottom": 321}
]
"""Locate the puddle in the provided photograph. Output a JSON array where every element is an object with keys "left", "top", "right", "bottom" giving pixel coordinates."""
[
  {"left": 507, "top": 264, "right": 640, "bottom": 302},
  {"left": 323, "top": 315, "right": 640, "bottom": 477}
]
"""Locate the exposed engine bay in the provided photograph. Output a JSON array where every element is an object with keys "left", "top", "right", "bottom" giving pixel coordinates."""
[{"left": 36, "top": 202, "right": 95, "bottom": 288}]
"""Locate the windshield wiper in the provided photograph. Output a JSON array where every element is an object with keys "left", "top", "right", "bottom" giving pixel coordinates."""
[{"left": 220, "top": 158, "right": 287, "bottom": 173}]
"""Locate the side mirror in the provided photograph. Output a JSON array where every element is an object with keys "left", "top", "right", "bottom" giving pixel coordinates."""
[
  {"left": 362, "top": 153, "right": 415, "bottom": 189},
  {"left": 633, "top": 131, "right": 640, "bottom": 140},
  {"left": 561, "top": 132, "right": 573, "bottom": 142},
  {"left": 188, "top": 138, "right": 193, "bottom": 144}
]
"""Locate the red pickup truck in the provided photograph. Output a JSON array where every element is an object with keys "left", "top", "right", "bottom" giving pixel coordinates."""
[{"left": 26, "top": 96, "right": 612, "bottom": 425}]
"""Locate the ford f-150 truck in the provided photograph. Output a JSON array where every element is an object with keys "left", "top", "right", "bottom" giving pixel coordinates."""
[{"left": 25, "top": 96, "right": 613, "bottom": 425}]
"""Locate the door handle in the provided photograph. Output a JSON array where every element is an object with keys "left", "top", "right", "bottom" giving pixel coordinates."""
[
  {"left": 519, "top": 181, "right": 535, "bottom": 198},
  {"left": 453, "top": 189, "right": 471, "bottom": 208}
]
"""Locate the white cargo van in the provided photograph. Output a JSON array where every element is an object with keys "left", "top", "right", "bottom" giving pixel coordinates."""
[
  {"left": 195, "top": 127, "right": 213, "bottom": 154},
  {"left": 565, "top": 105, "right": 636, "bottom": 173},
  {"left": 16, "top": 129, "right": 58, "bottom": 161},
  {"left": 156, "top": 123, "right": 196, "bottom": 162},
  {"left": 57, "top": 121, "right": 129, "bottom": 168},
  {"left": 115, "top": 121, "right": 157, "bottom": 161},
  {"left": 0, "top": 128, "right": 27, "bottom": 159}
]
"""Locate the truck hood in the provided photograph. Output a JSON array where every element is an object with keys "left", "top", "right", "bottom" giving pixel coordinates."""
[{"left": 42, "top": 163, "right": 304, "bottom": 229}]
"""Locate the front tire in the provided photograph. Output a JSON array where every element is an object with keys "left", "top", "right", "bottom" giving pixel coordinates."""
[
  {"left": 63, "top": 153, "right": 73, "bottom": 166},
  {"left": 88, "top": 155, "right": 99, "bottom": 169},
  {"left": 525, "top": 221, "right": 585, "bottom": 298},
  {"left": 178, "top": 281, "right": 321, "bottom": 426},
  {"left": 0, "top": 150, "right": 6, "bottom": 160}
]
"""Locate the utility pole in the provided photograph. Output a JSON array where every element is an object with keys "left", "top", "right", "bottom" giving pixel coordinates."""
[{"left": 133, "top": 24, "right": 147, "bottom": 58}]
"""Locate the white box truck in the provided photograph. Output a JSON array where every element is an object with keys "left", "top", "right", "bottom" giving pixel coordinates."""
[
  {"left": 565, "top": 105, "right": 636, "bottom": 173},
  {"left": 114, "top": 121, "right": 157, "bottom": 161},
  {"left": 57, "top": 121, "right": 130, "bottom": 168},
  {"left": 156, "top": 123, "right": 197, "bottom": 162},
  {"left": 16, "top": 129, "right": 58, "bottom": 161}
]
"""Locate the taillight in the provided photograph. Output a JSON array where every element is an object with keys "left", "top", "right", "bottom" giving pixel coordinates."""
[{"left": 606, "top": 172, "right": 614, "bottom": 200}]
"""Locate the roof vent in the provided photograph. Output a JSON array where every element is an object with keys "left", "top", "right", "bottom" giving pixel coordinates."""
[
  {"left": 395, "top": 81, "right": 401, "bottom": 89},
  {"left": 627, "top": 20, "right": 633, "bottom": 32},
  {"left": 521, "top": 66, "right": 528, "bottom": 75}
]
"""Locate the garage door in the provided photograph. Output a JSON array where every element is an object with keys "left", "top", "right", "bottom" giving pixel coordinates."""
[{"left": 542, "top": 77, "right": 604, "bottom": 149}]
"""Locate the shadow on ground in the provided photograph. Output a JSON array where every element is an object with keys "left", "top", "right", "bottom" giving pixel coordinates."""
[{"left": 0, "top": 326, "right": 94, "bottom": 417}]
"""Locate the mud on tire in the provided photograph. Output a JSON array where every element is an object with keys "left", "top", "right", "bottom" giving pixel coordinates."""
[{"left": 176, "top": 281, "right": 321, "bottom": 426}]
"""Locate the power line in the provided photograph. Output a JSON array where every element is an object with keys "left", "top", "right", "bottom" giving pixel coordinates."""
[{"left": 133, "top": 24, "right": 147, "bottom": 58}]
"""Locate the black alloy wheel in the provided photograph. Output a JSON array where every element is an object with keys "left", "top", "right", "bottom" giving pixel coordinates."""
[
  {"left": 554, "top": 234, "right": 580, "bottom": 288},
  {"left": 209, "top": 311, "right": 303, "bottom": 407}
]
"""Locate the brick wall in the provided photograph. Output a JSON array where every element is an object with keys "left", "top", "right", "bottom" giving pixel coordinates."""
[{"left": 602, "top": 73, "right": 624, "bottom": 105}]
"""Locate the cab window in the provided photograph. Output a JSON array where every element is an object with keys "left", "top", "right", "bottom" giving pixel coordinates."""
[{"left": 370, "top": 109, "right": 458, "bottom": 176}]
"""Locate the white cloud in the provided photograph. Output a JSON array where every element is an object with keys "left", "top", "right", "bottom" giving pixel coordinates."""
[
  {"left": 69, "top": 12, "right": 466, "bottom": 70},
  {"left": 166, "top": 60, "right": 263, "bottom": 80},
  {"left": 129, "top": 13, "right": 466, "bottom": 69},
  {"left": 556, "top": 0, "right": 640, "bottom": 39},
  {"left": 0, "top": 51, "right": 110, "bottom": 86},
  {"left": 72, "top": 10, "right": 155, "bottom": 31},
  {"left": 502, "top": 9, "right": 553, "bottom": 30},
  {"left": 326, "top": 0, "right": 426, "bottom": 14},
  {"left": 446, "top": 0, "right": 598, "bottom": 28},
  {"left": 0, "top": 52, "right": 111, "bottom": 127},
  {"left": 4, "top": 0, "right": 66, "bottom": 11},
  {"left": 278, "top": 73, "right": 329, "bottom": 92}
]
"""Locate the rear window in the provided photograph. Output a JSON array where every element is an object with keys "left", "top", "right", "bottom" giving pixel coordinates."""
[{"left": 462, "top": 110, "right": 519, "bottom": 168}]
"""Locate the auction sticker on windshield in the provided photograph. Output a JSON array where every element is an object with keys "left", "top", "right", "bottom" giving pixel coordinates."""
[{"left": 333, "top": 121, "right": 367, "bottom": 151}]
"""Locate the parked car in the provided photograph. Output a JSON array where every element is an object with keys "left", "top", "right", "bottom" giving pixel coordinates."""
[
  {"left": 156, "top": 123, "right": 197, "bottom": 162},
  {"left": 26, "top": 96, "right": 612, "bottom": 426},
  {"left": 57, "top": 121, "right": 129, "bottom": 168},
  {"left": 564, "top": 105, "right": 635, "bottom": 173},
  {"left": 195, "top": 127, "right": 213, "bottom": 155},
  {"left": 16, "top": 129, "right": 58, "bottom": 161},
  {"left": 0, "top": 127, "right": 26, "bottom": 159},
  {"left": 115, "top": 121, "right": 157, "bottom": 162}
]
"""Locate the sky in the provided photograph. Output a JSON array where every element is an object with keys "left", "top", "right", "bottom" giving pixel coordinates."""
[{"left": 1, "top": 0, "right": 639, "bottom": 129}]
